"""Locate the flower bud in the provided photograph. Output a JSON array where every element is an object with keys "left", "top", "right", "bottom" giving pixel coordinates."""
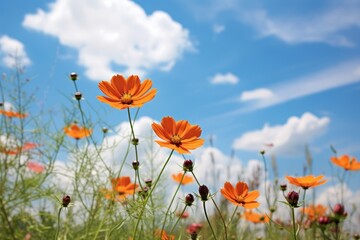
[
  {"left": 70, "top": 72, "right": 78, "bottom": 81},
  {"left": 62, "top": 195, "right": 71, "bottom": 207},
  {"left": 132, "top": 161, "right": 139, "bottom": 170},
  {"left": 260, "top": 150, "right": 265, "bottom": 155},
  {"left": 183, "top": 159, "right": 194, "bottom": 172},
  {"left": 318, "top": 216, "right": 331, "bottom": 225},
  {"left": 144, "top": 178, "right": 152, "bottom": 188},
  {"left": 286, "top": 191, "right": 299, "bottom": 207},
  {"left": 185, "top": 194, "right": 195, "bottom": 206},
  {"left": 102, "top": 127, "right": 108, "bottom": 134},
  {"left": 131, "top": 138, "right": 139, "bottom": 146},
  {"left": 74, "top": 92, "right": 82, "bottom": 100},
  {"left": 280, "top": 184, "right": 287, "bottom": 192},
  {"left": 333, "top": 203, "right": 345, "bottom": 216},
  {"left": 198, "top": 185, "right": 209, "bottom": 201}
]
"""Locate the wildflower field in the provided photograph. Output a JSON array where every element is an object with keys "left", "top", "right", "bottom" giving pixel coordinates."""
[{"left": 0, "top": 64, "right": 359, "bottom": 240}]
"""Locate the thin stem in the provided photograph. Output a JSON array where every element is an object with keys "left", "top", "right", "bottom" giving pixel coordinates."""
[
  {"left": 191, "top": 171, "right": 228, "bottom": 240},
  {"left": 161, "top": 172, "right": 185, "bottom": 234},
  {"left": 55, "top": 207, "right": 63, "bottom": 240},
  {"left": 203, "top": 201, "right": 217, "bottom": 240},
  {"left": 291, "top": 207, "right": 298, "bottom": 240},
  {"left": 169, "top": 205, "right": 187, "bottom": 236},
  {"left": 226, "top": 206, "right": 239, "bottom": 227},
  {"left": 132, "top": 150, "right": 174, "bottom": 239}
]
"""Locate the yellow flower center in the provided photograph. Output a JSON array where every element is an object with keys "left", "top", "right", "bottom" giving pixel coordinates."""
[
  {"left": 170, "top": 134, "right": 182, "bottom": 147},
  {"left": 121, "top": 93, "right": 133, "bottom": 104},
  {"left": 236, "top": 196, "right": 245, "bottom": 204}
]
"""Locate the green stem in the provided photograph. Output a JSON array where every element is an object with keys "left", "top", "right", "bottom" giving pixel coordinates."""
[
  {"left": 55, "top": 207, "right": 63, "bottom": 240},
  {"left": 132, "top": 150, "right": 174, "bottom": 239},
  {"left": 161, "top": 172, "right": 185, "bottom": 234},
  {"left": 169, "top": 205, "right": 187, "bottom": 236},
  {"left": 291, "top": 207, "right": 298, "bottom": 240},
  {"left": 226, "top": 206, "right": 239, "bottom": 228},
  {"left": 203, "top": 201, "right": 217, "bottom": 240}
]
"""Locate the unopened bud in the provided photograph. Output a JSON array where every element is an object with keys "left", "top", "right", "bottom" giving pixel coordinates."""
[
  {"left": 132, "top": 161, "right": 139, "bottom": 170},
  {"left": 102, "top": 127, "right": 108, "bottom": 134},
  {"left": 70, "top": 72, "right": 78, "bottom": 81},
  {"left": 280, "top": 184, "right": 287, "bottom": 192},
  {"left": 62, "top": 195, "right": 71, "bottom": 207},
  {"left": 74, "top": 92, "right": 82, "bottom": 100},
  {"left": 198, "top": 185, "right": 209, "bottom": 201},
  {"left": 185, "top": 194, "right": 195, "bottom": 206},
  {"left": 333, "top": 203, "right": 345, "bottom": 216},
  {"left": 131, "top": 138, "right": 139, "bottom": 145},
  {"left": 144, "top": 178, "right": 152, "bottom": 188},
  {"left": 286, "top": 191, "right": 299, "bottom": 207},
  {"left": 183, "top": 159, "right": 194, "bottom": 172},
  {"left": 318, "top": 216, "right": 331, "bottom": 225}
]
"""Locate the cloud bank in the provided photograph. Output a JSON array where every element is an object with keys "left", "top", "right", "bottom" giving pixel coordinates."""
[
  {"left": 0, "top": 35, "right": 31, "bottom": 68},
  {"left": 23, "top": 0, "right": 193, "bottom": 80},
  {"left": 232, "top": 112, "right": 330, "bottom": 155}
]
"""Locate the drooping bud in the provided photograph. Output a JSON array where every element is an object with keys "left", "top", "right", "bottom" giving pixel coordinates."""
[
  {"left": 286, "top": 191, "right": 299, "bottom": 207},
  {"left": 62, "top": 195, "right": 71, "bottom": 207},
  {"left": 74, "top": 92, "right": 82, "bottom": 100},
  {"left": 70, "top": 72, "right": 78, "bottom": 81},
  {"left": 185, "top": 194, "right": 195, "bottom": 206},
  {"left": 198, "top": 185, "right": 209, "bottom": 201},
  {"left": 183, "top": 159, "right": 194, "bottom": 172}
]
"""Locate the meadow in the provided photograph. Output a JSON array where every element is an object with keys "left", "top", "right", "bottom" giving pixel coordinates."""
[{"left": 0, "top": 64, "right": 359, "bottom": 240}]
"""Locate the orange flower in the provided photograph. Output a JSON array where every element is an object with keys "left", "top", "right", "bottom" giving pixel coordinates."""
[
  {"left": 331, "top": 155, "right": 360, "bottom": 171},
  {"left": 64, "top": 123, "right": 92, "bottom": 140},
  {"left": 242, "top": 211, "right": 269, "bottom": 224},
  {"left": 155, "top": 230, "right": 175, "bottom": 240},
  {"left": 102, "top": 176, "right": 138, "bottom": 202},
  {"left": 152, "top": 116, "right": 205, "bottom": 154},
  {"left": 171, "top": 172, "right": 194, "bottom": 185},
  {"left": 286, "top": 175, "right": 327, "bottom": 190},
  {"left": 220, "top": 181, "right": 260, "bottom": 209},
  {"left": 0, "top": 109, "right": 28, "bottom": 118},
  {"left": 97, "top": 74, "right": 156, "bottom": 110},
  {"left": 0, "top": 142, "right": 37, "bottom": 155},
  {"left": 303, "top": 204, "right": 327, "bottom": 221},
  {"left": 27, "top": 161, "right": 45, "bottom": 173}
]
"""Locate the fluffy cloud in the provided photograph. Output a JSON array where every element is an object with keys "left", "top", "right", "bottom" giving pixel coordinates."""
[
  {"left": 240, "top": 88, "right": 274, "bottom": 101},
  {"left": 0, "top": 35, "right": 31, "bottom": 68},
  {"left": 210, "top": 72, "right": 239, "bottom": 85},
  {"left": 213, "top": 24, "right": 225, "bottom": 34},
  {"left": 23, "top": 0, "right": 193, "bottom": 80},
  {"left": 232, "top": 112, "right": 330, "bottom": 155}
]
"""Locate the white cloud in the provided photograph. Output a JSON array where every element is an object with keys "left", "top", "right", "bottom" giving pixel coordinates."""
[
  {"left": 23, "top": 0, "right": 193, "bottom": 81},
  {"left": 0, "top": 35, "right": 31, "bottom": 68},
  {"left": 210, "top": 72, "right": 239, "bottom": 85},
  {"left": 213, "top": 24, "right": 225, "bottom": 34},
  {"left": 244, "top": 0, "right": 360, "bottom": 46},
  {"left": 223, "top": 60, "right": 360, "bottom": 115},
  {"left": 240, "top": 88, "right": 274, "bottom": 101},
  {"left": 232, "top": 112, "right": 330, "bottom": 155}
]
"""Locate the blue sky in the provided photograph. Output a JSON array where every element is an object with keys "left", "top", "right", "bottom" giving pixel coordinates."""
[{"left": 1, "top": 0, "right": 360, "bottom": 197}]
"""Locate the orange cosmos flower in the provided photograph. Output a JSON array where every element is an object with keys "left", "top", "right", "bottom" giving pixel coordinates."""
[
  {"left": 331, "top": 155, "right": 360, "bottom": 171},
  {"left": 103, "top": 176, "right": 138, "bottom": 202},
  {"left": 0, "top": 142, "right": 37, "bottom": 155},
  {"left": 64, "top": 123, "right": 92, "bottom": 140},
  {"left": 303, "top": 204, "right": 327, "bottom": 221},
  {"left": 97, "top": 74, "right": 156, "bottom": 110},
  {"left": 242, "top": 211, "right": 269, "bottom": 224},
  {"left": 0, "top": 109, "right": 28, "bottom": 118},
  {"left": 221, "top": 181, "right": 260, "bottom": 209},
  {"left": 155, "top": 230, "right": 175, "bottom": 240},
  {"left": 171, "top": 172, "right": 194, "bottom": 185},
  {"left": 286, "top": 175, "right": 327, "bottom": 190},
  {"left": 152, "top": 116, "right": 205, "bottom": 154},
  {"left": 27, "top": 161, "right": 45, "bottom": 173}
]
